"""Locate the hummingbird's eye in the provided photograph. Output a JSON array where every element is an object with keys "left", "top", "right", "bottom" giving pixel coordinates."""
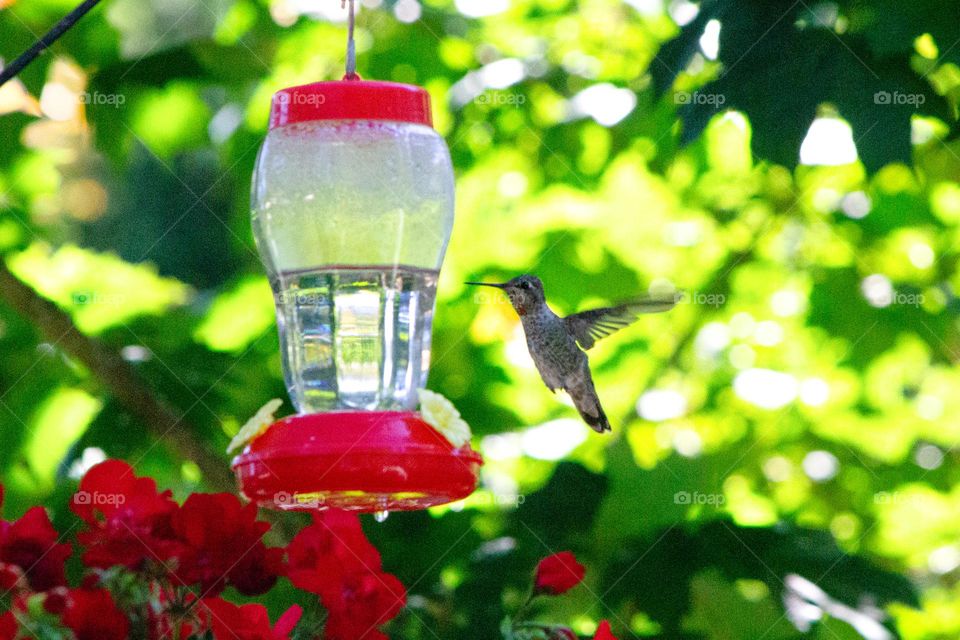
[{"left": 519, "top": 281, "right": 530, "bottom": 290}]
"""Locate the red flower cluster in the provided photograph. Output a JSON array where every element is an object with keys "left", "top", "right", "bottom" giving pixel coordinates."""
[
  {"left": 0, "top": 460, "right": 408, "bottom": 640},
  {"left": 71, "top": 460, "right": 282, "bottom": 597},
  {"left": 169, "top": 493, "right": 284, "bottom": 596},
  {"left": 288, "top": 511, "right": 406, "bottom": 640},
  {"left": 71, "top": 459, "right": 179, "bottom": 571}
]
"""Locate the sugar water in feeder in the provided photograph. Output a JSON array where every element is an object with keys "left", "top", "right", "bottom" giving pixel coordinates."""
[
  {"left": 232, "top": 78, "right": 482, "bottom": 513},
  {"left": 254, "top": 83, "right": 447, "bottom": 414}
]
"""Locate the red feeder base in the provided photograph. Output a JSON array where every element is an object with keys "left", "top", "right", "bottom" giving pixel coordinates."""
[{"left": 231, "top": 411, "right": 483, "bottom": 513}]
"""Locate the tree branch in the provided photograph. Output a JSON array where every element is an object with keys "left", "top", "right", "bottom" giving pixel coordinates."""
[
  {"left": 0, "top": 260, "right": 234, "bottom": 489},
  {"left": 0, "top": 0, "right": 234, "bottom": 490}
]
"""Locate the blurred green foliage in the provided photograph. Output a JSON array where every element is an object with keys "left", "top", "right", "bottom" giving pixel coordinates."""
[{"left": 4, "top": 0, "right": 960, "bottom": 638}]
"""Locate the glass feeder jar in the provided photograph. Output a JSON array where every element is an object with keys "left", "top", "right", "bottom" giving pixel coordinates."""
[
  {"left": 234, "top": 79, "right": 481, "bottom": 513},
  {"left": 251, "top": 80, "right": 453, "bottom": 413}
]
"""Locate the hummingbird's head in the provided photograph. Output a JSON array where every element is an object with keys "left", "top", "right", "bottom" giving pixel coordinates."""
[{"left": 466, "top": 274, "right": 545, "bottom": 315}]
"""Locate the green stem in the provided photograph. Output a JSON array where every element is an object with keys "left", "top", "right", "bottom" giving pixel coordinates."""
[{"left": 512, "top": 587, "right": 538, "bottom": 625}]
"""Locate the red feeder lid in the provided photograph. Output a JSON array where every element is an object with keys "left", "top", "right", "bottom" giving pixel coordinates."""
[
  {"left": 269, "top": 79, "right": 433, "bottom": 129},
  {"left": 232, "top": 411, "right": 482, "bottom": 513}
]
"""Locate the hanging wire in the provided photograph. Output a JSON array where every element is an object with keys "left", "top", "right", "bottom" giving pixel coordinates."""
[
  {"left": 343, "top": 0, "right": 358, "bottom": 80},
  {"left": 0, "top": 0, "right": 104, "bottom": 89}
]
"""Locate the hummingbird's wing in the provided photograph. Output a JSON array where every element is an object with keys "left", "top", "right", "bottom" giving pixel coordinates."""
[{"left": 564, "top": 296, "right": 676, "bottom": 349}]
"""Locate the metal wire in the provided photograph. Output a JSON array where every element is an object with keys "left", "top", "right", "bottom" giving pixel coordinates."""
[
  {"left": 344, "top": 0, "right": 358, "bottom": 79},
  {"left": 0, "top": 0, "right": 104, "bottom": 90}
]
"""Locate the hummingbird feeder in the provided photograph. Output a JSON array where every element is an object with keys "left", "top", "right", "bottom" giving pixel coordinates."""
[{"left": 232, "top": 1, "right": 482, "bottom": 513}]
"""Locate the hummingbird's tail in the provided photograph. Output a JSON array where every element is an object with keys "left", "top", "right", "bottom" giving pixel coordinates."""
[{"left": 566, "top": 371, "right": 612, "bottom": 433}]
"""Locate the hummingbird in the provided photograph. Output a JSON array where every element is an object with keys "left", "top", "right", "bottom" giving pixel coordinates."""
[{"left": 466, "top": 275, "right": 676, "bottom": 433}]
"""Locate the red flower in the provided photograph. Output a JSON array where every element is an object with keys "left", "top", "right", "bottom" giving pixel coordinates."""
[
  {"left": 592, "top": 620, "right": 618, "bottom": 640},
  {"left": 61, "top": 589, "right": 130, "bottom": 640},
  {"left": 0, "top": 612, "right": 16, "bottom": 640},
  {"left": 286, "top": 510, "right": 379, "bottom": 591},
  {"left": 169, "top": 493, "right": 282, "bottom": 596},
  {"left": 323, "top": 570, "right": 406, "bottom": 640},
  {"left": 146, "top": 589, "right": 200, "bottom": 640},
  {"left": 202, "top": 598, "right": 302, "bottom": 640},
  {"left": 0, "top": 506, "right": 71, "bottom": 590},
  {"left": 287, "top": 511, "right": 406, "bottom": 640},
  {"left": 43, "top": 587, "right": 70, "bottom": 614},
  {"left": 71, "top": 460, "right": 180, "bottom": 570},
  {"left": 0, "top": 564, "right": 23, "bottom": 591},
  {"left": 534, "top": 551, "right": 585, "bottom": 596}
]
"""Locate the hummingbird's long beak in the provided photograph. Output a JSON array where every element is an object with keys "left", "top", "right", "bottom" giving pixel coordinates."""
[{"left": 464, "top": 281, "right": 506, "bottom": 288}]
